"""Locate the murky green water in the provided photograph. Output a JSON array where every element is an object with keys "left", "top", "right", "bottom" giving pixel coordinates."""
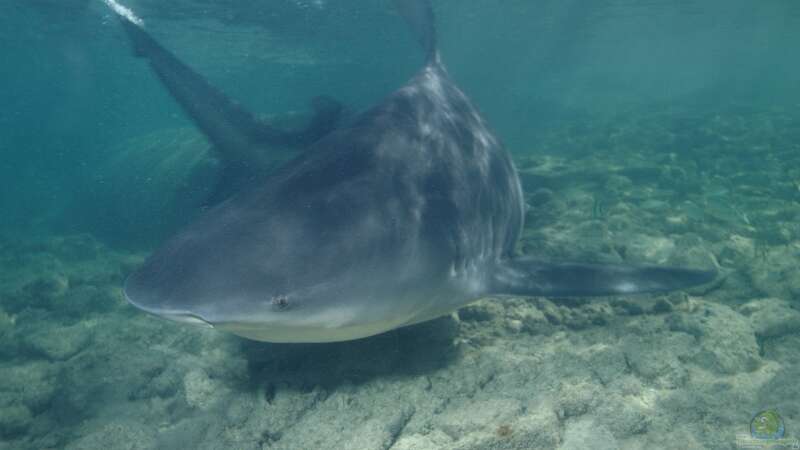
[{"left": 1, "top": 1, "right": 799, "bottom": 449}]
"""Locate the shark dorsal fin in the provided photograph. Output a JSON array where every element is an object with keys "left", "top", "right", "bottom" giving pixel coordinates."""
[{"left": 393, "top": 0, "right": 439, "bottom": 64}]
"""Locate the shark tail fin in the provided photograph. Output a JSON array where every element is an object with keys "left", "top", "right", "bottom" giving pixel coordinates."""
[
  {"left": 393, "top": 0, "right": 439, "bottom": 63},
  {"left": 489, "top": 257, "right": 718, "bottom": 298}
]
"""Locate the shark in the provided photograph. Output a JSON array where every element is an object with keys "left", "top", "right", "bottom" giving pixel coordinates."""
[{"left": 111, "top": 0, "right": 716, "bottom": 342}]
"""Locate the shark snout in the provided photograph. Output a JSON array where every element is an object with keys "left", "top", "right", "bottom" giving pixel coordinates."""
[{"left": 123, "top": 272, "right": 214, "bottom": 328}]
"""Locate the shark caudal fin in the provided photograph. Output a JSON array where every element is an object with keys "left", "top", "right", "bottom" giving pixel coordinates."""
[
  {"left": 106, "top": 1, "right": 342, "bottom": 168},
  {"left": 489, "top": 257, "right": 718, "bottom": 298},
  {"left": 393, "top": 0, "right": 439, "bottom": 64}
]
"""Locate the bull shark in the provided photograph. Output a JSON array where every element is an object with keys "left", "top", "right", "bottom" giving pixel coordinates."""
[{"left": 111, "top": 0, "right": 716, "bottom": 342}]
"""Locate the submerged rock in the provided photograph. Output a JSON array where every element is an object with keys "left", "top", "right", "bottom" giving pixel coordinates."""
[
  {"left": 0, "top": 404, "right": 33, "bottom": 438},
  {"left": 392, "top": 430, "right": 453, "bottom": 450},
  {"left": 65, "top": 421, "right": 157, "bottom": 450},
  {"left": 560, "top": 418, "right": 617, "bottom": 450},
  {"left": 739, "top": 297, "right": 800, "bottom": 339},
  {"left": 750, "top": 244, "right": 800, "bottom": 299},
  {"left": 0, "top": 361, "right": 58, "bottom": 415},
  {"left": 435, "top": 398, "right": 524, "bottom": 439},
  {"left": 24, "top": 321, "right": 92, "bottom": 361},
  {"left": 183, "top": 368, "right": 229, "bottom": 411},
  {"left": 667, "top": 302, "right": 761, "bottom": 375}
]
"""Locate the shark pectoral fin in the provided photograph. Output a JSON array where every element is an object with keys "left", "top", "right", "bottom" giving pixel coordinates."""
[
  {"left": 489, "top": 258, "right": 718, "bottom": 298},
  {"left": 117, "top": 17, "right": 270, "bottom": 159},
  {"left": 114, "top": 12, "right": 342, "bottom": 168}
]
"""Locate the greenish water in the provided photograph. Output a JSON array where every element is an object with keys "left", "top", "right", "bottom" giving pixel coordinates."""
[{"left": 1, "top": 1, "right": 800, "bottom": 449}]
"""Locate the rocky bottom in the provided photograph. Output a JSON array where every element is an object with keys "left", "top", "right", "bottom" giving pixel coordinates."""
[{"left": 1, "top": 103, "right": 799, "bottom": 450}]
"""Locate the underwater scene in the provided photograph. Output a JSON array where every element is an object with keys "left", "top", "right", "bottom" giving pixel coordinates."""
[{"left": 2, "top": 0, "right": 800, "bottom": 449}]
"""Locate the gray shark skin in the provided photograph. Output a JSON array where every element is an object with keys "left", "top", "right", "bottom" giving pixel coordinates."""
[{"left": 119, "top": 0, "right": 716, "bottom": 343}]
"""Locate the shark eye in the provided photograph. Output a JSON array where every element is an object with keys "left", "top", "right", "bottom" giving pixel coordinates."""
[{"left": 270, "top": 295, "right": 290, "bottom": 311}]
